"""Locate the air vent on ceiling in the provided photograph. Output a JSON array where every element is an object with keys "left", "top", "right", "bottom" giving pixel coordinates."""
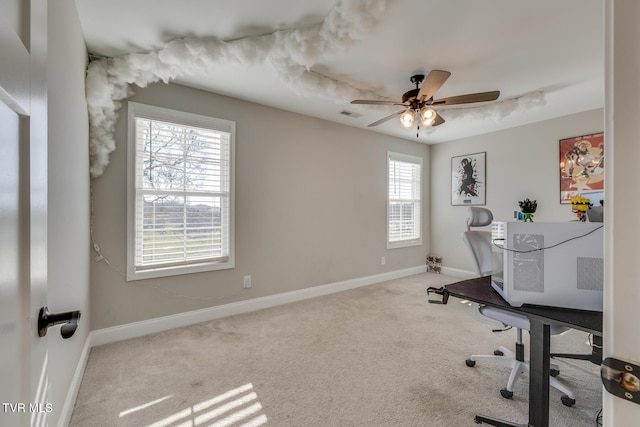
[{"left": 339, "top": 110, "right": 362, "bottom": 119}]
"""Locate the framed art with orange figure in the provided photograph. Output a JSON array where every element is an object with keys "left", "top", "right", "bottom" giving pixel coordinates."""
[{"left": 559, "top": 132, "right": 604, "bottom": 204}]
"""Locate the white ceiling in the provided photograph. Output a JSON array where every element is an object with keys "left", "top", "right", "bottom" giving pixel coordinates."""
[{"left": 74, "top": 0, "right": 604, "bottom": 144}]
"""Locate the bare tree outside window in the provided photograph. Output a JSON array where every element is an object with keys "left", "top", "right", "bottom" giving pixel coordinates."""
[{"left": 135, "top": 118, "right": 230, "bottom": 268}]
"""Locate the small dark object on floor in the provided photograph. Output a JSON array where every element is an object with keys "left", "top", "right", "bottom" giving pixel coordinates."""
[{"left": 426, "top": 286, "right": 449, "bottom": 304}]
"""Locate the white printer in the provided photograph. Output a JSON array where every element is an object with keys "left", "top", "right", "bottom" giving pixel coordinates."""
[{"left": 490, "top": 221, "right": 603, "bottom": 311}]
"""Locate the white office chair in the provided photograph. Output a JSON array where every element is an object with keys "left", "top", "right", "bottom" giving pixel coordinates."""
[{"left": 462, "top": 207, "right": 576, "bottom": 407}]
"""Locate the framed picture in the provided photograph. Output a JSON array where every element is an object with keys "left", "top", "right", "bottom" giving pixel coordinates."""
[
  {"left": 452, "top": 152, "right": 486, "bottom": 206},
  {"left": 559, "top": 132, "right": 604, "bottom": 204}
]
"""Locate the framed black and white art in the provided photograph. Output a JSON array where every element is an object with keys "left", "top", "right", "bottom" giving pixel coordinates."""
[{"left": 451, "top": 152, "right": 486, "bottom": 206}]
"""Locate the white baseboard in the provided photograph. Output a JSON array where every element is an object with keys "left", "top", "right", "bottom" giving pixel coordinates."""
[
  {"left": 440, "top": 266, "right": 475, "bottom": 279},
  {"left": 91, "top": 265, "right": 427, "bottom": 347},
  {"left": 57, "top": 333, "right": 92, "bottom": 427}
]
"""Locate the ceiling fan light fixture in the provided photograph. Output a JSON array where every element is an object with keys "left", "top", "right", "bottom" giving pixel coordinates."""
[
  {"left": 420, "top": 107, "right": 436, "bottom": 126},
  {"left": 352, "top": 71, "right": 499, "bottom": 130},
  {"left": 399, "top": 110, "right": 415, "bottom": 128}
]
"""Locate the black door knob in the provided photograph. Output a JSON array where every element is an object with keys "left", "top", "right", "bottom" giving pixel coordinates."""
[{"left": 37, "top": 306, "right": 81, "bottom": 339}]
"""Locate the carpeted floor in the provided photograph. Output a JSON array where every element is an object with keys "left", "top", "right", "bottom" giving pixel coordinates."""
[{"left": 70, "top": 273, "right": 602, "bottom": 426}]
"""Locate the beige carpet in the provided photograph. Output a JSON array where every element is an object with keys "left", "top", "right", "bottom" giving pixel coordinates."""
[{"left": 70, "top": 273, "right": 602, "bottom": 426}]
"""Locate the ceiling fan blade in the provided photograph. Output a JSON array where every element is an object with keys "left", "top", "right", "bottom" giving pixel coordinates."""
[
  {"left": 431, "top": 90, "right": 500, "bottom": 106},
  {"left": 367, "top": 110, "right": 405, "bottom": 127},
  {"left": 417, "top": 70, "right": 451, "bottom": 101},
  {"left": 432, "top": 112, "right": 445, "bottom": 127},
  {"left": 351, "top": 99, "right": 405, "bottom": 106}
]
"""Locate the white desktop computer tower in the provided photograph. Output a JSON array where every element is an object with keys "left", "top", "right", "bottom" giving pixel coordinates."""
[{"left": 490, "top": 221, "right": 604, "bottom": 311}]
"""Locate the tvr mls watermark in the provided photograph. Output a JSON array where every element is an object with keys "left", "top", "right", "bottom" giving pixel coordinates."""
[{"left": 2, "top": 402, "right": 53, "bottom": 413}]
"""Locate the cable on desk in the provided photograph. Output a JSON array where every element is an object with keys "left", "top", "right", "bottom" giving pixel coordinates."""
[{"left": 492, "top": 224, "right": 603, "bottom": 253}]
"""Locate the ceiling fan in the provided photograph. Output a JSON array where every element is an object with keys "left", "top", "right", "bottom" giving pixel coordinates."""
[{"left": 351, "top": 70, "right": 500, "bottom": 135}]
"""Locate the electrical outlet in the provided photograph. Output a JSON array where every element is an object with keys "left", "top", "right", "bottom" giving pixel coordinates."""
[
  {"left": 243, "top": 275, "right": 252, "bottom": 288},
  {"left": 381, "top": 256, "right": 386, "bottom": 265}
]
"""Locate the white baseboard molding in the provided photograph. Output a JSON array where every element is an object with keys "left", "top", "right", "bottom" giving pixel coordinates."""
[
  {"left": 91, "top": 265, "right": 427, "bottom": 348},
  {"left": 57, "top": 332, "right": 92, "bottom": 427},
  {"left": 440, "top": 266, "right": 476, "bottom": 279}
]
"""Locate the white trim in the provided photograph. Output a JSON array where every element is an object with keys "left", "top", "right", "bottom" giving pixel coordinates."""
[
  {"left": 57, "top": 334, "right": 93, "bottom": 427},
  {"left": 126, "top": 101, "right": 236, "bottom": 281},
  {"left": 387, "top": 239, "right": 422, "bottom": 250},
  {"left": 388, "top": 151, "right": 422, "bottom": 165},
  {"left": 386, "top": 151, "right": 423, "bottom": 249},
  {"left": 440, "top": 266, "right": 476, "bottom": 279},
  {"left": 91, "top": 265, "right": 426, "bottom": 347}
]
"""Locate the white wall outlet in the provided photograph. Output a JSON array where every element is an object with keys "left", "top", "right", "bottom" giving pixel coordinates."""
[
  {"left": 243, "top": 275, "right": 252, "bottom": 288},
  {"left": 381, "top": 256, "right": 386, "bottom": 265}
]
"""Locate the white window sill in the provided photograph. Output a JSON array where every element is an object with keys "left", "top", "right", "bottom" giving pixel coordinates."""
[
  {"left": 387, "top": 239, "right": 422, "bottom": 250},
  {"left": 127, "top": 259, "right": 234, "bottom": 281}
]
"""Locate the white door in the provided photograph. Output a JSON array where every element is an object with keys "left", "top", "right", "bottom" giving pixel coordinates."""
[
  {"left": 604, "top": 0, "right": 640, "bottom": 425},
  {"left": 0, "top": 1, "right": 48, "bottom": 426}
]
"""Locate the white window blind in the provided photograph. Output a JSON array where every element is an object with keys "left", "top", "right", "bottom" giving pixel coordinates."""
[
  {"left": 387, "top": 152, "right": 422, "bottom": 248},
  {"left": 127, "top": 102, "right": 234, "bottom": 280}
]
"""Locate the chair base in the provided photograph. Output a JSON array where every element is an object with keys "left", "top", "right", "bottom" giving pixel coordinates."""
[
  {"left": 466, "top": 345, "right": 576, "bottom": 406},
  {"left": 474, "top": 413, "right": 524, "bottom": 426}
]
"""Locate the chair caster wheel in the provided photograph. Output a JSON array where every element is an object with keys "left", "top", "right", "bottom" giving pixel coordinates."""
[
  {"left": 493, "top": 349, "right": 504, "bottom": 356},
  {"left": 561, "top": 395, "right": 576, "bottom": 407},
  {"left": 550, "top": 368, "right": 560, "bottom": 377},
  {"left": 466, "top": 359, "right": 476, "bottom": 367},
  {"left": 500, "top": 388, "right": 514, "bottom": 399}
]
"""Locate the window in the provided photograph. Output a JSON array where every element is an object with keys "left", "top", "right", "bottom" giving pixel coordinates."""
[
  {"left": 127, "top": 102, "right": 235, "bottom": 280},
  {"left": 387, "top": 152, "right": 422, "bottom": 248}
]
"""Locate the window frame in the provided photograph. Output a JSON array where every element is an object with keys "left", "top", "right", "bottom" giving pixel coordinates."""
[
  {"left": 126, "top": 102, "right": 235, "bottom": 280},
  {"left": 387, "top": 151, "right": 423, "bottom": 249}
]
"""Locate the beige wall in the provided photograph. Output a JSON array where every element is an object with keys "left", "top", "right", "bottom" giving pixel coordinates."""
[
  {"left": 430, "top": 108, "right": 604, "bottom": 275},
  {"left": 47, "top": 0, "right": 90, "bottom": 425},
  {"left": 90, "top": 82, "right": 430, "bottom": 330}
]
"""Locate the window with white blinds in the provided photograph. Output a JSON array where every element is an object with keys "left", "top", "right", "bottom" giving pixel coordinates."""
[
  {"left": 387, "top": 152, "right": 422, "bottom": 248},
  {"left": 127, "top": 102, "right": 235, "bottom": 280}
]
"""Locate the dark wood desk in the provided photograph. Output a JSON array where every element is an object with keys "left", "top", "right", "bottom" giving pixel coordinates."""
[{"left": 445, "top": 276, "right": 603, "bottom": 427}]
